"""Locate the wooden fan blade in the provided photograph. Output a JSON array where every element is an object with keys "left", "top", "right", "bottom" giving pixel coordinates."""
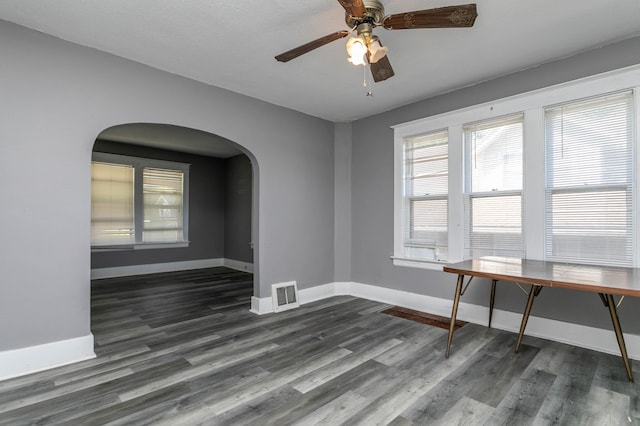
[
  {"left": 370, "top": 55, "right": 395, "bottom": 82},
  {"left": 383, "top": 4, "right": 477, "bottom": 30},
  {"left": 275, "top": 31, "right": 350, "bottom": 62},
  {"left": 337, "top": 0, "right": 366, "bottom": 18}
]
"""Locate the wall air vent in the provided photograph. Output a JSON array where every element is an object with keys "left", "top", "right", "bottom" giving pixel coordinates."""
[{"left": 272, "top": 281, "right": 299, "bottom": 313}]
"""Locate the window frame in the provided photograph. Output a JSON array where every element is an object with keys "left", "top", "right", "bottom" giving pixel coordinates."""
[
  {"left": 463, "top": 114, "right": 524, "bottom": 259},
  {"left": 91, "top": 152, "right": 191, "bottom": 251},
  {"left": 393, "top": 65, "right": 640, "bottom": 270}
]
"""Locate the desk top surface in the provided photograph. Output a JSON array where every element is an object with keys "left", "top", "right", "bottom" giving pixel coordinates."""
[{"left": 443, "top": 257, "right": 640, "bottom": 297}]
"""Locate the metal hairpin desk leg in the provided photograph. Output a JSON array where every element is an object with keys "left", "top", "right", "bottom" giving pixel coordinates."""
[
  {"left": 446, "top": 274, "right": 464, "bottom": 358},
  {"left": 489, "top": 279, "right": 497, "bottom": 328},
  {"left": 515, "top": 284, "right": 542, "bottom": 353},
  {"left": 601, "top": 293, "right": 634, "bottom": 382}
]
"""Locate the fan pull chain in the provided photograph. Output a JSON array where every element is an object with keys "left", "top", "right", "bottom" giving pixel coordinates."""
[
  {"left": 364, "top": 64, "right": 373, "bottom": 97},
  {"left": 362, "top": 63, "right": 368, "bottom": 87}
]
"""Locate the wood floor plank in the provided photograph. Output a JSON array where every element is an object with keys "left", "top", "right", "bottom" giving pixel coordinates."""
[
  {"left": 208, "top": 384, "right": 303, "bottom": 426},
  {"left": 290, "top": 390, "right": 370, "bottom": 425},
  {"left": 246, "top": 359, "right": 390, "bottom": 426},
  {"left": 434, "top": 396, "right": 495, "bottom": 426},
  {"left": 350, "top": 379, "right": 432, "bottom": 425},
  {"left": 401, "top": 350, "right": 503, "bottom": 424},
  {"left": 487, "top": 367, "right": 557, "bottom": 425},
  {"left": 292, "top": 338, "right": 402, "bottom": 394},
  {"left": 0, "top": 368, "right": 135, "bottom": 415},
  {"left": 119, "top": 343, "right": 280, "bottom": 402},
  {"left": 204, "top": 345, "right": 353, "bottom": 415},
  {"left": 593, "top": 350, "right": 640, "bottom": 398},
  {"left": 465, "top": 344, "right": 541, "bottom": 408},
  {"left": 374, "top": 326, "right": 445, "bottom": 367},
  {"left": 577, "top": 386, "right": 633, "bottom": 426},
  {"left": 57, "top": 384, "right": 190, "bottom": 426}
]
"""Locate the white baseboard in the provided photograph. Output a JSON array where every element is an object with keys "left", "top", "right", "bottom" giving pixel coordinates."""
[
  {"left": 250, "top": 296, "right": 273, "bottom": 315},
  {"left": 252, "top": 281, "right": 640, "bottom": 361},
  {"left": 0, "top": 334, "right": 96, "bottom": 382},
  {"left": 223, "top": 259, "right": 254, "bottom": 273},
  {"left": 91, "top": 258, "right": 254, "bottom": 279}
]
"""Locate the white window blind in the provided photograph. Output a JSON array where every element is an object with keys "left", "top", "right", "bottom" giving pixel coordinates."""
[
  {"left": 91, "top": 162, "right": 134, "bottom": 246},
  {"left": 143, "top": 167, "right": 184, "bottom": 243},
  {"left": 545, "top": 91, "right": 634, "bottom": 266},
  {"left": 403, "top": 129, "right": 448, "bottom": 261},
  {"left": 463, "top": 114, "right": 523, "bottom": 258},
  {"left": 91, "top": 153, "right": 190, "bottom": 249}
]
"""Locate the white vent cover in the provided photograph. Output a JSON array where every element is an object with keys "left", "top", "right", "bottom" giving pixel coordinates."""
[{"left": 272, "top": 281, "right": 299, "bottom": 313}]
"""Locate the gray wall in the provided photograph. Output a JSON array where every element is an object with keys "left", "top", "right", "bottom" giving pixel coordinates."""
[
  {"left": 225, "top": 154, "right": 253, "bottom": 264},
  {"left": 349, "top": 36, "right": 640, "bottom": 334},
  {"left": 91, "top": 140, "right": 226, "bottom": 268},
  {"left": 334, "top": 123, "right": 352, "bottom": 282},
  {"left": 0, "top": 20, "right": 334, "bottom": 351}
]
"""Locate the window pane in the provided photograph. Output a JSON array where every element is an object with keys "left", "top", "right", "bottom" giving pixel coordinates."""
[
  {"left": 91, "top": 162, "right": 134, "bottom": 246},
  {"left": 546, "top": 92, "right": 632, "bottom": 187},
  {"left": 467, "top": 115, "right": 523, "bottom": 192},
  {"left": 406, "top": 198, "right": 448, "bottom": 261},
  {"left": 465, "top": 195, "right": 522, "bottom": 258},
  {"left": 546, "top": 189, "right": 631, "bottom": 265},
  {"left": 464, "top": 114, "right": 523, "bottom": 258},
  {"left": 405, "top": 130, "right": 448, "bottom": 196},
  {"left": 545, "top": 91, "right": 633, "bottom": 266},
  {"left": 403, "top": 129, "right": 448, "bottom": 261},
  {"left": 405, "top": 201, "right": 448, "bottom": 261},
  {"left": 409, "top": 198, "right": 448, "bottom": 240},
  {"left": 143, "top": 168, "right": 184, "bottom": 243}
]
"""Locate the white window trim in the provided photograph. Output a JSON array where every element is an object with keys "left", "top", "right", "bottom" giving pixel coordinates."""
[
  {"left": 393, "top": 64, "right": 640, "bottom": 269},
  {"left": 91, "top": 152, "right": 191, "bottom": 251}
]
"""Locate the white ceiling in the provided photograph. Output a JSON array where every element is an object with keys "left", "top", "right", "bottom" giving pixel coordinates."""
[{"left": 1, "top": 0, "right": 639, "bottom": 123}]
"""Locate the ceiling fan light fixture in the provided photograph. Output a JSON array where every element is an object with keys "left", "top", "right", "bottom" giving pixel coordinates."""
[
  {"left": 275, "top": 1, "right": 479, "bottom": 84},
  {"left": 346, "top": 36, "right": 367, "bottom": 66},
  {"left": 367, "top": 36, "right": 388, "bottom": 64}
]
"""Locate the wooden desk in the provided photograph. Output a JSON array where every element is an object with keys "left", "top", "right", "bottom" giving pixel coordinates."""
[{"left": 443, "top": 257, "right": 640, "bottom": 382}]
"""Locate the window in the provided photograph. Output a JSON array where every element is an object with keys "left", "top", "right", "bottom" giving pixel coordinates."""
[
  {"left": 545, "top": 91, "right": 633, "bottom": 266},
  {"left": 393, "top": 65, "right": 639, "bottom": 270},
  {"left": 91, "top": 153, "right": 190, "bottom": 249},
  {"left": 463, "top": 114, "right": 523, "bottom": 258},
  {"left": 143, "top": 168, "right": 185, "bottom": 243},
  {"left": 91, "top": 162, "right": 135, "bottom": 246},
  {"left": 403, "top": 130, "right": 449, "bottom": 261}
]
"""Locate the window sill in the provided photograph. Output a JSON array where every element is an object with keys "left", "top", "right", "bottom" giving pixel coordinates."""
[
  {"left": 91, "top": 241, "right": 190, "bottom": 252},
  {"left": 391, "top": 256, "right": 447, "bottom": 271}
]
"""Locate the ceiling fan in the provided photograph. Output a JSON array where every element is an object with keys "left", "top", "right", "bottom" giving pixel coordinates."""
[{"left": 275, "top": 1, "right": 478, "bottom": 83}]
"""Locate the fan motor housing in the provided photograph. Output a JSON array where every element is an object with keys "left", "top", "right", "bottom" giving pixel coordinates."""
[{"left": 345, "top": 0, "right": 385, "bottom": 27}]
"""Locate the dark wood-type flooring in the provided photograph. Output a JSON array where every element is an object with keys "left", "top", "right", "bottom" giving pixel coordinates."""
[{"left": 0, "top": 267, "right": 638, "bottom": 425}]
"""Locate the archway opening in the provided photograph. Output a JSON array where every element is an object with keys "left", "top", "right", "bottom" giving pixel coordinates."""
[{"left": 89, "top": 123, "right": 258, "bottom": 320}]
